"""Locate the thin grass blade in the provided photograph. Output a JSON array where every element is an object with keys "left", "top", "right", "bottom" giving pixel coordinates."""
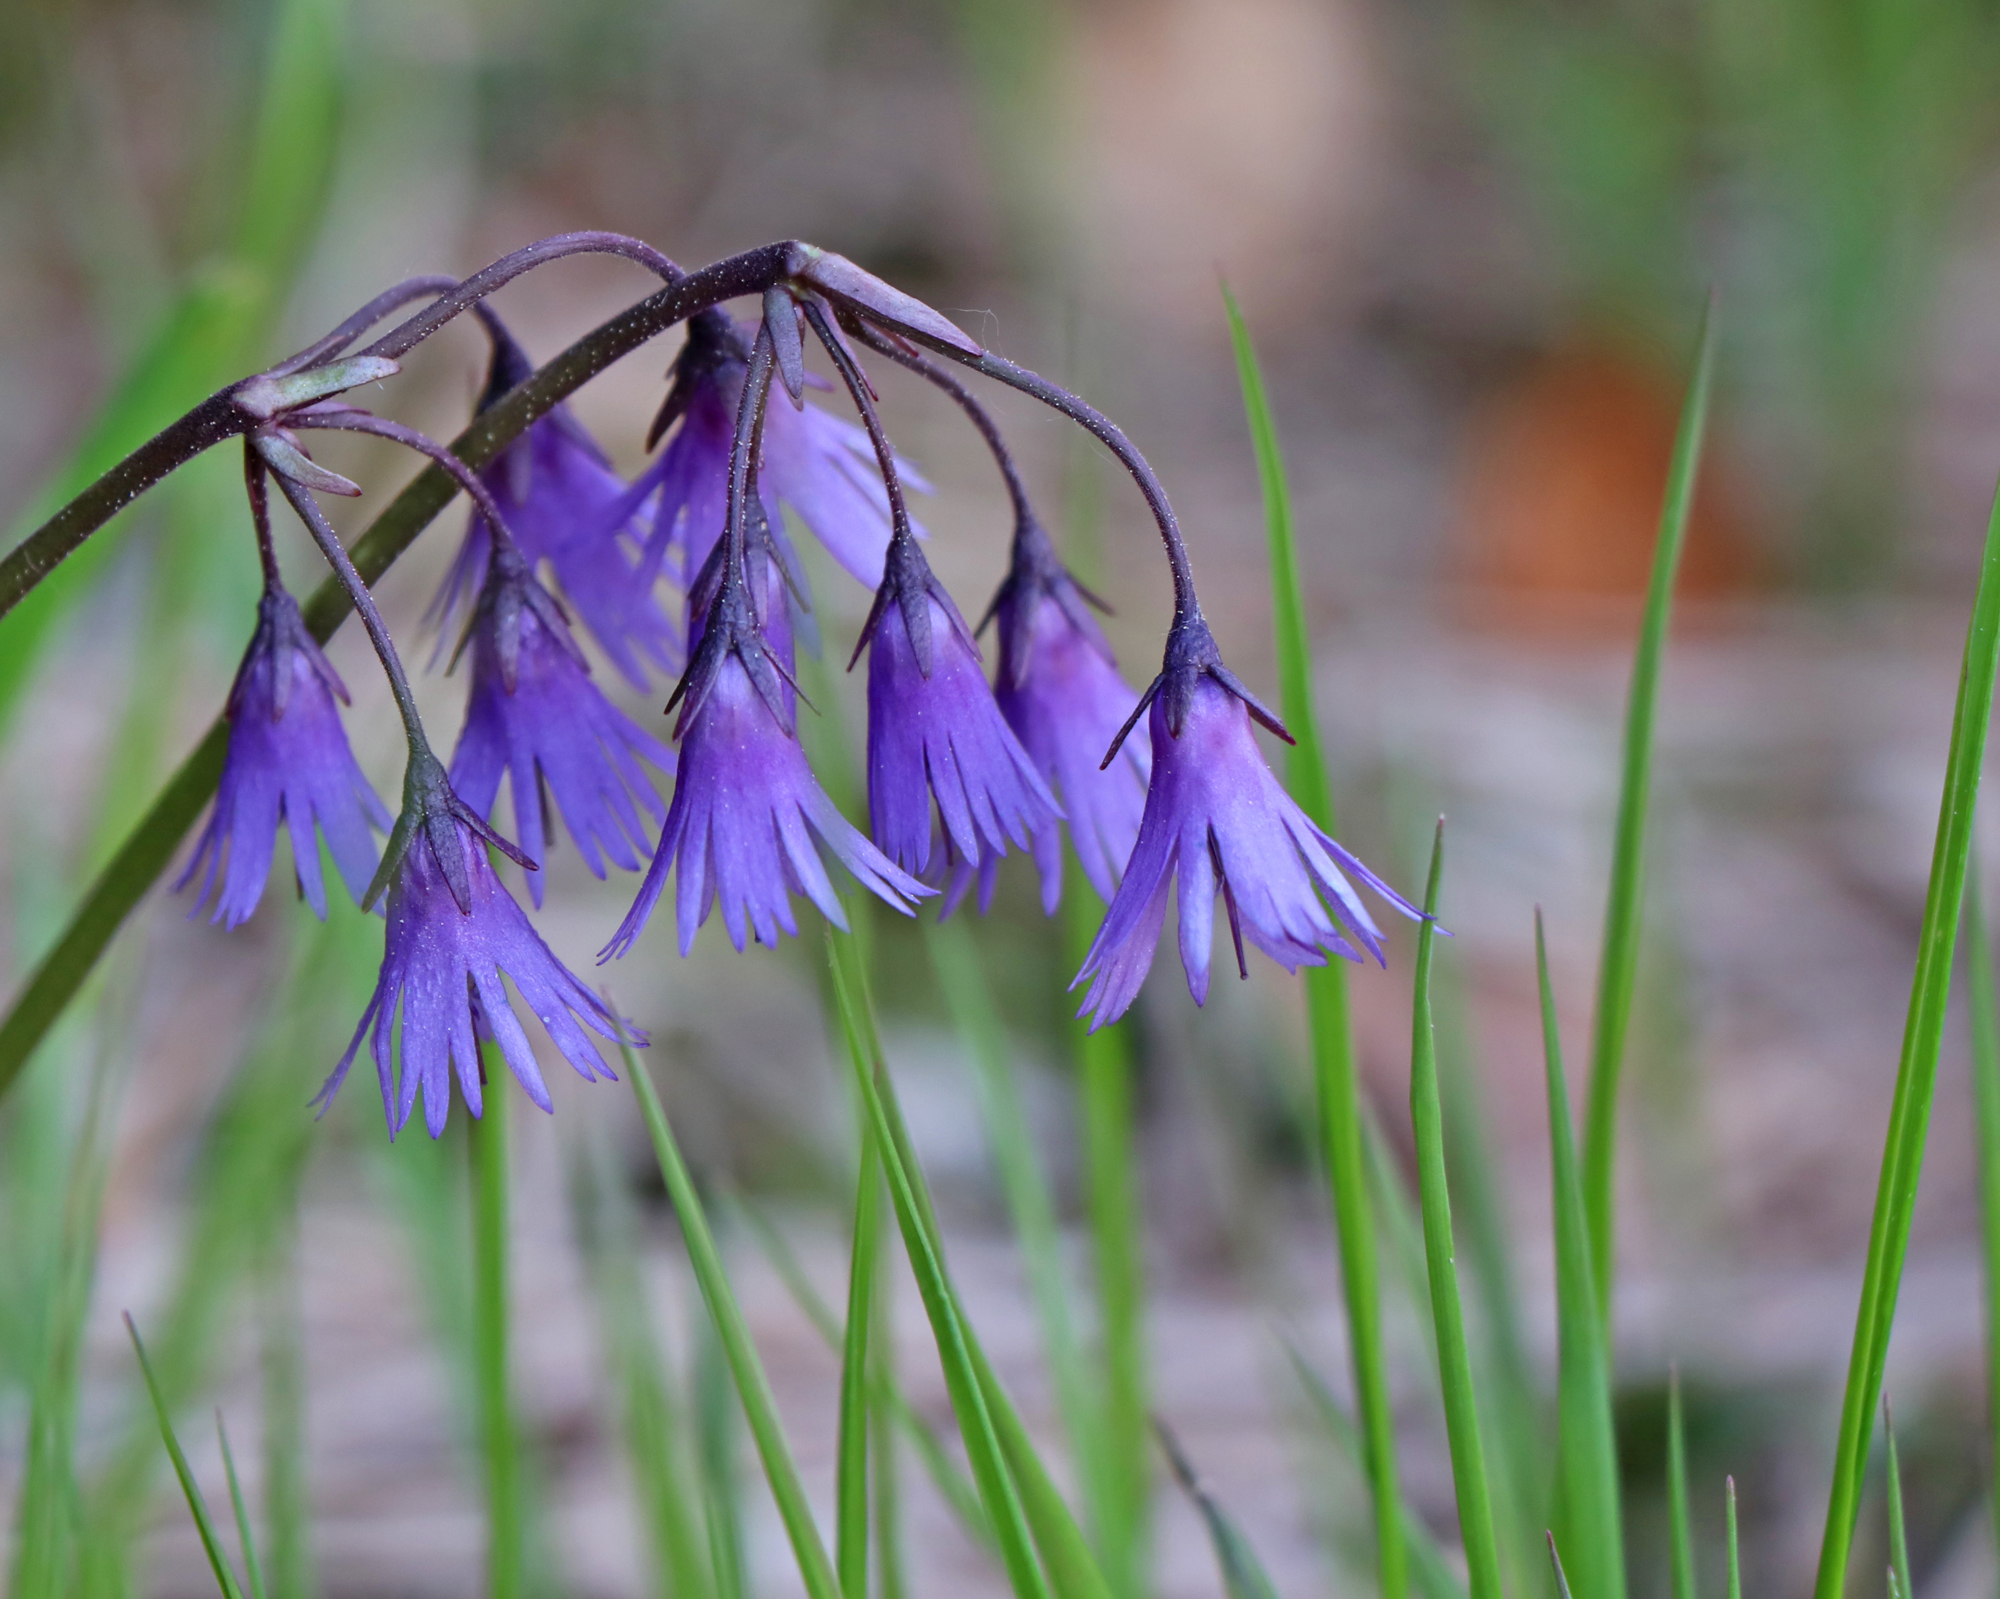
[
  {"left": 216, "top": 1414, "right": 268, "bottom": 1599},
  {"left": 1157, "top": 1421, "right": 1284, "bottom": 1599},
  {"left": 1812, "top": 447, "right": 2000, "bottom": 1599},
  {"left": 1886, "top": 1403, "right": 1912, "bottom": 1599},
  {"left": 125, "top": 1317, "right": 245, "bottom": 1599},
  {"left": 1407, "top": 824, "right": 1504, "bottom": 1599},
  {"left": 470, "top": 1057, "right": 527, "bottom": 1599},
  {"left": 1669, "top": 1370, "right": 1696, "bottom": 1599},
  {"left": 838, "top": 1129, "right": 884, "bottom": 1599},
  {"left": 1726, "top": 1479, "right": 1741, "bottom": 1599},
  {"left": 1967, "top": 865, "right": 2000, "bottom": 1583},
  {"left": 625, "top": 1039, "right": 843, "bottom": 1599},
  {"left": 1580, "top": 299, "right": 1717, "bottom": 1316},
  {"left": 1539, "top": 913, "right": 1626, "bottom": 1599},
  {"left": 1223, "top": 277, "right": 1405, "bottom": 1599},
  {"left": 1284, "top": 1344, "right": 1468, "bottom": 1599}
]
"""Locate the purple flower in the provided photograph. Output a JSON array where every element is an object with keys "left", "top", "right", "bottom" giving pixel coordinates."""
[
  {"left": 1074, "top": 627, "right": 1421, "bottom": 1029},
  {"left": 178, "top": 586, "right": 392, "bottom": 928},
  {"left": 602, "top": 540, "right": 929, "bottom": 959},
  {"left": 623, "top": 310, "right": 926, "bottom": 594},
  {"left": 989, "top": 519, "right": 1151, "bottom": 913},
  {"left": 447, "top": 546, "right": 674, "bottom": 907},
  {"left": 433, "top": 330, "right": 678, "bottom": 690},
  {"left": 863, "top": 540, "right": 1060, "bottom": 885},
  {"left": 314, "top": 755, "right": 634, "bottom": 1139}
]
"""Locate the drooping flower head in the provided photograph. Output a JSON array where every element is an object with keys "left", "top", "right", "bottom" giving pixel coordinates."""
[
  {"left": 431, "top": 326, "right": 678, "bottom": 689},
  {"left": 447, "top": 541, "right": 674, "bottom": 907},
  {"left": 178, "top": 583, "right": 392, "bottom": 928},
  {"left": 621, "top": 309, "right": 927, "bottom": 594},
  {"left": 1074, "top": 618, "right": 1422, "bottom": 1029},
  {"left": 603, "top": 510, "right": 930, "bottom": 960},
  {"left": 987, "top": 512, "right": 1151, "bottom": 913},
  {"left": 314, "top": 750, "right": 634, "bottom": 1139},
  {"left": 862, "top": 532, "right": 1060, "bottom": 897}
]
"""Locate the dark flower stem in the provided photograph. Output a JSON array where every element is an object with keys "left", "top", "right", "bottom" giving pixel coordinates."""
[
  {"left": 270, "top": 475, "right": 432, "bottom": 756},
  {"left": 801, "top": 302, "right": 918, "bottom": 550},
  {"left": 722, "top": 321, "right": 778, "bottom": 591},
  {"left": 267, "top": 274, "right": 463, "bottom": 377},
  {"left": 882, "top": 336, "right": 1201, "bottom": 629},
  {"left": 359, "top": 231, "right": 686, "bottom": 363},
  {"left": 244, "top": 445, "right": 283, "bottom": 593},
  {"left": 845, "top": 323, "right": 1035, "bottom": 531},
  {"left": 291, "top": 411, "right": 519, "bottom": 554}
]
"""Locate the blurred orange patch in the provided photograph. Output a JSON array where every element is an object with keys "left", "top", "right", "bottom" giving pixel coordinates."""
[{"left": 1454, "top": 338, "right": 1754, "bottom": 632}]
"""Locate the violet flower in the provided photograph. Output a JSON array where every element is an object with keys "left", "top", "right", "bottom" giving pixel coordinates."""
[
  {"left": 602, "top": 529, "right": 930, "bottom": 959},
  {"left": 863, "top": 536, "right": 1060, "bottom": 887},
  {"left": 432, "top": 329, "right": 678, "bottom": 689},
  {"left": 314, "top": 752, "right": 633, "bottom": 1139},
  {"left": 988, "top": 514, "right": 1151, "bottom": 913},
  {"left": 178, "top": 585, "right": 392, "bottom": 928},
  {"left": 447, "top": 544, "right": 674, "bottom": 907},
  {"left": 623, "top": 310, "right": 926, "bottom": 593},
  {"left": 1074, "top": 621, "right": 1421, "bottom": 1029}
]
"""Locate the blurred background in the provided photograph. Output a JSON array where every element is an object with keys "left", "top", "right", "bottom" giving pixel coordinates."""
[{"left": 10, "top": 0, "right": 2000, "bottom": 1593}]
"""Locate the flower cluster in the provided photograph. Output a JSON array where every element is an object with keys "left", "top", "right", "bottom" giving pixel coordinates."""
[{"left": 168, "top": 239, "right": 1421, "bottom": 1138}]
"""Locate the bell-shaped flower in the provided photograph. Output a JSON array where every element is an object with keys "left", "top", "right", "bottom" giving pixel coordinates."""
[
  {"left": 621, "top": 309, "right": 927, "bottom": 594},
  {"left": 178, "top": 584, "right": 392, "bottom": 928},
  {"left": 432, "top": 329, "right": 678, "bottom": 689},
  {"left": 988, "top": 515, "right": 1150, "bottom": 913},
  {"left": 863, "top": 536, "right": 1059, "bottom": 886},
  {"left": 447, "top": 544, "right": 674, "bottom": 907},
  {"left": 603, "top": 529, "right": 929, "bottom": 960},
  {"left": 1074, "top": 621, "right": 1421, "bottom": 1029},
  {"left": 313, "top": 752, "right": 634, "bottom": 1139}
]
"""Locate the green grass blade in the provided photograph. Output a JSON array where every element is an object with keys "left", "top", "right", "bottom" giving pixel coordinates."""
[
  {"left": 216, "top": 1414, "right": 268, "bottom": 1599},
  {"left": 838, "top": 1131, "right": 884, "bottom": 1599},
  {"left": 1885, "top": 1403, "right": 1912, "bottom": 1599},
  {"left": 1549, "top": 1534, "right": 1577, "bottom": 1599},
  {"left": 927, "top": 920, "right": 1103, "bottom": 1526},
  {"left": 1223, "top": 278, "right": 1405, "bottom": 1599},
  {"left": 1580, "top": 300, "right": 1717, "bottom": 1317},
  {"left": 1538, "top": 913, "right": 1627, "bottom": 1599},
  {"left": 124, "top": 1317, "right": 245, "bottom": 1599},
  {"left": 1063, "top": 885, "right": 1150, "bottom": 1599},
  {"left": 1157, "top": 1422, "right": 1284, "bottom": 1599},
  {"left": 1812, "top": 451, "right": 2000, "bottom": 1599},
  {"left": 1968, "top": 865, "right": 2000, "bottom": 1582},
  {"left": 626, "top": 1041, "right": 844, "bottom": 1599},
  {"left": 1669, "top": 1371, "right": 1696, "bottom": 1599},
  {"left": 1284, "top": 1345, "right": 1468, "bottom": 1599},
  {"left": 470, "top": 1060, "right": 526, "bottom": 1599},
  {"left": 874, "top": 1271, "right": 908, "bottom": 1599},
  {"left": 694, "top": 1303, "right": 748, "bottom": 1599},
  {"left": 1407, "top": 825, "right": 1503, "bottom": 1599},
  {"left": 733, "top": 1196, "right": 991, "bottom": 1542},
  {"left": 1726, "top": 1479, "right": 1741, "bottom": 1599},
  {"left": 257, "top": 1228, "right": 312, "bottom": 1599},
  {"left": 825, "top": 932, "right": 1058, "bottom": 1599},
  {"left": 571, "top": 1120, "right": 714, "bottom": 1599}
]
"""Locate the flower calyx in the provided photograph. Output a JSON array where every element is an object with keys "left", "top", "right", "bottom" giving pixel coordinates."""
[
  {"left": 365, "top": 746, "right": 534, "bottom": 916},
  {"left": 233, "top": 356, "right": 401, "bottom": 425},
  {"left": 783, "top": 244, "right": 982, "bottom": 357},
  {"left": 454, "top": 537, "right": 584, "bottom": 692},
  {"left": 849, "top": 523, "right": 966, "bottom": 681},
  {"left": 979, "top": 508, "right": 1115, "bottom": 691},
  {"left": 1104, "top": 613, "right": 1294, "bottom": 768}
]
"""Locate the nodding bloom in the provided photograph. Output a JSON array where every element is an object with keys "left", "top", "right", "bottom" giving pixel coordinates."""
[
  {"left": 863, "top": 536, "right": 1060, "bottom": 895},
  {"left": 1073, "top": 620, "right": 1422, "bottom": 1029},
  {"left": 623, "top": 309, "right": 927, "bottom": 593},
  {"left": 447, "top": 544, "right": 674, "bottom": 907},
  {"left": 602, "top": 526, "right": 930, "bottom": 960},
  {"left": 178, "top": 584, "right": 392, "bottom": 928},
  {"left": 432, "top": 328, "right": 678, "bottom": 689},
  {"left": 988, "top": 515, "right": 1151, "bottom": 914},
  {"left": 314, "top": 753, "right": 633, "bottom": 1139}
]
